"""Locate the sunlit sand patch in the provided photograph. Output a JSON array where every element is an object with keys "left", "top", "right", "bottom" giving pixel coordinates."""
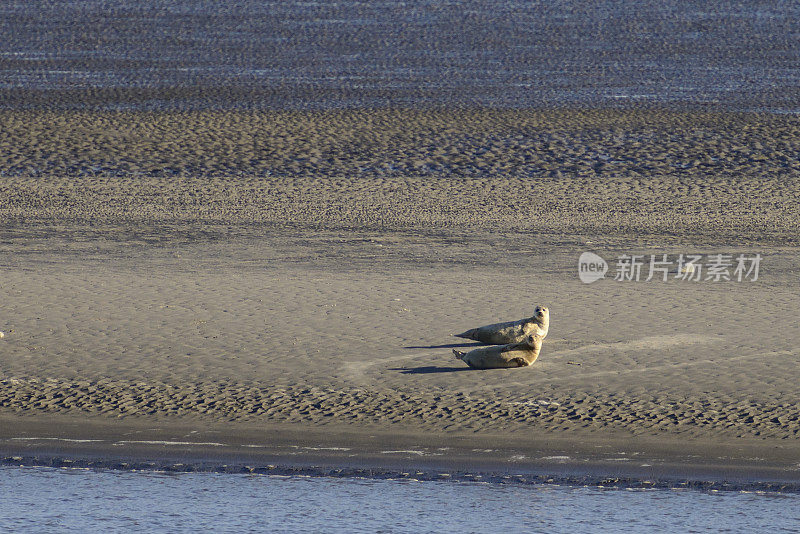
[
  {"left": 342, "top": 351, "right": 438, "bottom": 383},
  {"left": 345, "top": 335, "right": 720, "bottom": 388},
  {"left": 380, "top": 450, "right": 439, "bottom": 456},
  {"left": 465, "top": 346, "right": 800, "bottom": 393},
  {"left": 545, "top": 334, "right": 716, "bottom": 359},
  {"left": 548, "top": 347, "right": 800, "bottom": 383}
]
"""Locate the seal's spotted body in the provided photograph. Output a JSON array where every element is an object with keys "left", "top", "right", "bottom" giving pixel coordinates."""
[
  {"left": 454, "top": 306, "right": 549, "bottom": 345},
  {"left": 453, "top": 333, "right": 543, "bottom": 370}
]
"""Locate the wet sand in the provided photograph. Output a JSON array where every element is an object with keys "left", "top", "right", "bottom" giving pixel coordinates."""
[
  {"left": 1, "top": 108, "right": 799, "bottom": 483},
  {"left": 3, "top": 416, "right": 800, "bottom": 491},
  {"left": 4, "top": 1, "right": 800, "bottom": 111}
]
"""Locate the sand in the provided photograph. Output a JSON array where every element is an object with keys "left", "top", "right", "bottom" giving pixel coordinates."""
[{"left": 2, "top": 108, "right": 800, "bottom": 482}]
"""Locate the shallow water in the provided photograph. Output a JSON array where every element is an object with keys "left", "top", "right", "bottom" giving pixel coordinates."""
[
  {"left": 2, "top": 467, "right": 799, "bottom": 533},
  {"left": 1, "top": 0, "right": 799, "bottom": 111}
]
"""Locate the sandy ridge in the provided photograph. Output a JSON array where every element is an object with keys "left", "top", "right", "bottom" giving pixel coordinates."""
[{"left": 2, "top": 377, "right": 799, "bottom": 440}]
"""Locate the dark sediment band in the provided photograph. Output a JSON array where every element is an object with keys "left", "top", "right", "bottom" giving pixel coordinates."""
[
  {"left": 2, "top": 109, "right": 800, "bottom": 179},
  {"left": 4, "top": 456, "right": 800, "bottom": 494},
  {"left": 2, "top": 109, "right": 799, "bottom": 244}
]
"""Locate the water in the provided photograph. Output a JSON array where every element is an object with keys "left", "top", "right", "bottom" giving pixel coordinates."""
[
  {"left": 1, "top": 0, "right": 799, "bottom": 111},
  {"left": 1, "top": 467, "right": 799, "bottom": 533}
]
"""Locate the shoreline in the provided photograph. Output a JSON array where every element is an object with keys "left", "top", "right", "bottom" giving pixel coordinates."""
[{"left": 2, "top": 416, "right": 800, "bottom": 492}]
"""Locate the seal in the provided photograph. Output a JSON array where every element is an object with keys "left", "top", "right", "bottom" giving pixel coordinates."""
[
  {"left": 453, "top": 333, "right": 543, "bottom": 369},
  {"left": 454, "top": 306, "right": 549, "bottom": 345}
]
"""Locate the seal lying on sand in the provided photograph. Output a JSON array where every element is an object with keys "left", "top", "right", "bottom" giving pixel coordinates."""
[
  {"left": 454, "top": 306, "right": 549, "bottom": 345},
  {"left": 453, "top": 333, "right": 543, "bottom": 369}
]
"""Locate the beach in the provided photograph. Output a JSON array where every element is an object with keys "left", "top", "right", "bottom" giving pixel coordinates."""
[{"left": 1, "top": 108, "right": 800, "bottom": 486}]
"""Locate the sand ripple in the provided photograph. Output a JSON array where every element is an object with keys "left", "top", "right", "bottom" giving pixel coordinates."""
[
  {"left": 1, "top": 377, "right": 799, "bottom": 440},
  {"left": 1, "top": 110, "right": 800, "bottom": 243}
]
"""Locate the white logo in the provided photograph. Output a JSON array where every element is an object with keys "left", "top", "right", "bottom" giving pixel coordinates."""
[
  {"left": 578, "top": 252, "right": 608, "bottom": 284},
  {"left": 577, "top": 252, "right": 761, "bottom": 283}
]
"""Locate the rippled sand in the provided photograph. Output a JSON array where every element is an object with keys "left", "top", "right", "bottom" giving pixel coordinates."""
[{"left": 1, "top": 109, "right": 799, "bottom": 244}]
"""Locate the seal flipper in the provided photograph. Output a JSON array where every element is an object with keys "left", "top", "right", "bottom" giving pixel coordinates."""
[
  {"left": 453, "top": 329, "right": 476, "bottom": 340},
  {"left": 454, "top": 349, "right": 479, "bottom": 369}
]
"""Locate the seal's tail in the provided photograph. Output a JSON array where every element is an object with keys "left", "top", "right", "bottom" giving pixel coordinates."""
[
  {"left": 453, "top": 329, "right": 475, "bottom": 340},
  {"left": 453, "top": 349, "right": 466, "bottom": 361}
]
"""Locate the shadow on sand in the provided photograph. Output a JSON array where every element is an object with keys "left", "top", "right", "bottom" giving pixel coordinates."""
[
  {"left": 390, "top": 366, "right": 473, "bottom": 374},
  {"left": 403, "top": 342, "right": 482, "bottom": 349}
]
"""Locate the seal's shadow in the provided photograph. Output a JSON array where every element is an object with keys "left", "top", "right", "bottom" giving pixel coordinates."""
[
  {"left": 390, "top": 366, "right": 473, "bottom": 374},
  {"left": 403, "top": 342, "right": 482, "bottom": 349}
]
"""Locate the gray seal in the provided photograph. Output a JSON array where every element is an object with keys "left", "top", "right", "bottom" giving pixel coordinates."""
[
  {"left": 454, "top": 306, "right": 549, "bottom": 345},
  {"left": 453, "top": 333, "right": 543, "bottom": 369}
]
